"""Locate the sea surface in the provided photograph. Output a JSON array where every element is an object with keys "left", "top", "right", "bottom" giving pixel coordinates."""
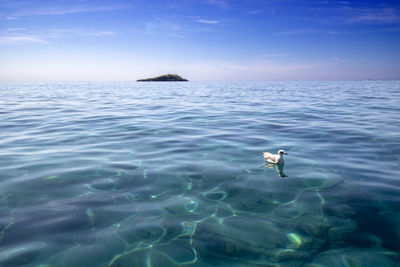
[{"left": 0, "top": 81, "right": 399, "bottom": 266}]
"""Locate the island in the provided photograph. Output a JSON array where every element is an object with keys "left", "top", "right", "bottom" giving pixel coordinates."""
[{"left": 137, "top": 74, "right": 188, "bottom": 82}]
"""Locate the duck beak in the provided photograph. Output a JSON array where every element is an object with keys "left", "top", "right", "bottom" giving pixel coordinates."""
[{"left": 284, "top": 152, "right": 288, "bottom": 155}]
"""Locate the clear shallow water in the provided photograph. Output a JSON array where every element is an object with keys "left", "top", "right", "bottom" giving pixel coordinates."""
[{"left": 0, "top": 81, "right": 400, "bottom": 266}]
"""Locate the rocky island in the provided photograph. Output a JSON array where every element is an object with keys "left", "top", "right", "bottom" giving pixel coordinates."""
[{"left": 137, "top": 74, "right": 188, "bottom": 82}]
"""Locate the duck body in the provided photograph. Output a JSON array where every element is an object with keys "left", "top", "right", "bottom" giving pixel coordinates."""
[{"left": 262, "top": 149, "right": 287, "bottom": 164}]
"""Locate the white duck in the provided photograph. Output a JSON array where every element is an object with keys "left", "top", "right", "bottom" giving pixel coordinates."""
[{"left": 262, "top": 149, "right": 287, "bottom": 164}]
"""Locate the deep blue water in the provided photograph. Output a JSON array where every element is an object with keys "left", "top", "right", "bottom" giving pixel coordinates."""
[{"left": 0, "top": 81, "right": 400, "bottom": 266}]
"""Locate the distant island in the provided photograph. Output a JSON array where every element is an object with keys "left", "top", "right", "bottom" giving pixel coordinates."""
[{"left": 137, "top": 74, "right": 188, "bottom": 82}]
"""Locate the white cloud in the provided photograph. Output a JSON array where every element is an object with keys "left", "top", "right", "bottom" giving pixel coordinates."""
[
  {"left": 0, "top": 28, "right": 117, "bottom": 45},
  {"left": 246, "top": 10, "right": 263, "bottom": 15},
  {"left": 196, "top": 19, "right": 220, "bottom": 24},
  {"left": 0, "top": 35, "right": 47, "bottom": 44},
  {"left": 48, "top": 29, "right": 116, "bottom": 38},
  {"left": 3, "top": 0, "right": 131, "bottom": 17},
  {"left": 13, "top": 5, "right": 120, "bottom": 17},
  {"left": 278, "top": 29, "right": 342, "bottom": 35},
  {"left": 340, "top": 7, "right": 400, "bottom": 24}
]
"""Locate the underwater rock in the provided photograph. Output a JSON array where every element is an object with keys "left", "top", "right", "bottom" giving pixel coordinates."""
[
  {"left": 1, "top": 207, "right": 92, "bottom": 246},
  {"left": 269, "top": 248, "right": 311, "bottom": 263},
  {"left": 343, "top": 190, "right": 400, "bottom": 252},
  {"left": 214, "top": 205, "right": 236, "bottom": 218},
  {"left": 222, "top": 216, "right": 282, "bottom": 248},
  {"left": 161, "top": 196, "right": 199, "bottom": 215},
  {"left": 156, "top": 239, "right": 199, "bottom": 264},
  {"left": 203, "top": 191, "right": 227, "bottom": 201},
  {"left": 193, "top": 229, "right": 262, "bottom": 261},
  {"left": 109, "top": 248, "right": 179, "bottom": 267},
  {"left": 273, "top": 190, "right": 324, "bottom": 220},
  {"left": 267, "top": 191, "right": 330, "bottom": 251},
  {"left": 114, "top": 217, "right": 165, "bottom": 246},
  {"left": 0, "top": 242, "right": 44, "bottom": 267},
  {"left": 303, "top": 248, "right": 399, "bottom": 267},
  {"left": 137, "top": 74, "right": 188, "bottom": 82},
  {"left": 327, "top": 216, "right": 358, "bottom": 246},
  {"left": 322, "top": 204, "right": 354, "bottom": 218},
  {"left": 218, "top": 180, "right": 248, "bottom": 199},
  {"left": 229, "top": 188, "right": 283, "bottom": 213},
  {"left": 289, "top": 224, "right": 329, "bottom": 251},
  {"left": 291, "top": 170, "right": 344, "bottom": 191},
  {"left": 159, "top": 219, "right": 184, "bottom": 243},
  {"left": 49, "top": 234, "right": 126, "bottom": 267},
  {"left": 192, "top": 217, "right": 283, "bottom": 262}
]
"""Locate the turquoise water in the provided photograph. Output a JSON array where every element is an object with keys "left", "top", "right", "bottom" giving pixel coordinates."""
[{"left": 0, "top": 81, "right": 399, "bottom": 266}]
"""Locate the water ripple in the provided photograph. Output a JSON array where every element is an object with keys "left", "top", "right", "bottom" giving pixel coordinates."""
[{"left": 1, "top": 81, "right": 400, "bottom": 266}]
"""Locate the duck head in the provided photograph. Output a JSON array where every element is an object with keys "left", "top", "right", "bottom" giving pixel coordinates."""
[{"left": 278, "top": 150, "right": 287, "bottom": 155}]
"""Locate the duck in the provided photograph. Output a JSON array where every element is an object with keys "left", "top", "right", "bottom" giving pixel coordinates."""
[{"left": 262, "top": 149, "right": 287, "bottom": 164}]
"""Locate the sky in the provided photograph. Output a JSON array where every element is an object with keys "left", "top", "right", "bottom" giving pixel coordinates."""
[{"left": 0, "top": 0, "right": 399, "bottom": 81}]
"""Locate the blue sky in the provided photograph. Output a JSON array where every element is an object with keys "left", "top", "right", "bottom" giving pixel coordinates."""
[{"left": 0, "top": 0, "right": 399, "bottom": 81}]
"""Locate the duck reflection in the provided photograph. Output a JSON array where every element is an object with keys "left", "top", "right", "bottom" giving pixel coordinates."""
[{"left": 264, "top": 162, "right": 288, "bottom": 178}]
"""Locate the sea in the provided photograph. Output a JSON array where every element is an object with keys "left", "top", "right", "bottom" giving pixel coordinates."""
[{"left": 0, "top": 81, "right": 399, "bottom": 266}]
